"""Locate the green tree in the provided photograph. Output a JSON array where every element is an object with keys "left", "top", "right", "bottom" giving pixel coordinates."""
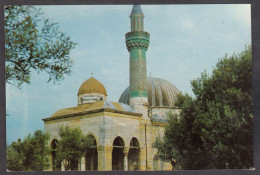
[
  {"left": 7, "top": 130, "right": 50, "bottom": 171},
  {"left": 7, "top": 139, "right": 24, "bottom": 171},
  {"left": 154, "top": 46, "right": 253, "bottom": 169},
  {"left": 5, "top": 5, "right": 77, "bottom": 87},
  {"left": 55, "top": 126, "right": 93, "bottom": 171}
]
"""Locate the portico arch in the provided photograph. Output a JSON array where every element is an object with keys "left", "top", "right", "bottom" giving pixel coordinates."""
[
  {"left": 112, "top": 136, "right": 125, "bottom": 170},
  {"left": 85, "top": 134, "right": 98, "bottom": 170},
  {"left": 50, "top": 139, "right": 60, "bottom": 171},
  {"left": 128, "top": 137, "right": 140, "bottom": 170}
]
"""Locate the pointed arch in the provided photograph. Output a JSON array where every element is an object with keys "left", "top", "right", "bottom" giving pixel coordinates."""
[
  {"left": 85, "top": 133, "right": 98, "bottom": 170},
  {"left": 86, "top": 133, "right": 98, "bottom": 147},
  {"left": 128, "top": 137, "right": 140, "bottom": 170},
  {"left": 112, "top": 136, "right": 125, "bottom": 170},
  {"left": 113, "top": 136, "right": 125, "bottom": 147},
  {"left": 50, "top": 139, "right": 60, "bottom": 171}
]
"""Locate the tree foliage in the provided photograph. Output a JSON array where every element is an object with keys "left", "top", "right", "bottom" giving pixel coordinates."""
[
  {"left": 7, "top": 130, "right": 50, "bottom": 171},
  {"left": 6, "top": 139, "right": 24, "bottom": 171},
  {"left": 54, "top": 126, "right": 93, "bottom": 171},
  {"left": 5, "top": 5, "right": 77, "bottom": 87},
  {"left": 154, "top": 46, "right": 253, "bottom": 169}
]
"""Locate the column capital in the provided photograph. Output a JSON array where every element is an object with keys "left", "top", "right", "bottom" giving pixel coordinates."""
[
  {"left": 123, "top": 147, "right": 129, "bottom": 171},
  {"left": 81, "top": 156, "right": 85, "bottom": 162},
  {"left": 124, "top": 147, "right": 130, "bottom": 155},
  {"left": 97, "top": 146, "right": 113, "bottom": 152}
]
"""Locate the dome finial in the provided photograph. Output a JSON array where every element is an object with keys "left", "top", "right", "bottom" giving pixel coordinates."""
[{"left": 91, "top": 72, "right": 93, "bottom": 78}]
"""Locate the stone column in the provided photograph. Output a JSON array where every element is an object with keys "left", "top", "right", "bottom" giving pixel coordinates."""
[
  {"left": 78, "top": 160, "right": 80, "bottom": 171},
  {"left": 145, "top": 123, "right": 153, "bottom": 170},
  {"left": 45, "top": 154, "right": 53, "bottom": 171},
  {"left": 80, "top": 156, "right": 86, "bottom": 171},
  {"left": 61, "top": 160, "right": 65, "bottom": 171},
  {"left": 138, "top": 123, "right": 148, "bottom": 171},
  {"left": 124, "top": 147, "right": 129, "bottom": 171},
  {"left": 139, "top": 147, "right": 147, "bottom": 170},
  {"left": 97, "top": 146, "right": 113, "bottom": 171}
]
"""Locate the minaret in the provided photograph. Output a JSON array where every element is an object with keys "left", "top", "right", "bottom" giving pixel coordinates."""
[{"left": 125, "top": 5, "right": 150, "bottom": 118}]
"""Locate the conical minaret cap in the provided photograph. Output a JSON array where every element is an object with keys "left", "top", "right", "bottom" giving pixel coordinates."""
[{"left": 131, "top": 5, "right": 143, "bottom": 15}]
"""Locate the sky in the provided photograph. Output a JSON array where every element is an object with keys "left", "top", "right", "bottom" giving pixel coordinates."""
[{"left": 6, "top": 4, "right": 251, "bottom": 144}]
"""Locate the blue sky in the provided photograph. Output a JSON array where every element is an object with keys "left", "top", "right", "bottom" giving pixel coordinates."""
[{"left": 6, "top": 4, "right": 251, "bottom": 144}]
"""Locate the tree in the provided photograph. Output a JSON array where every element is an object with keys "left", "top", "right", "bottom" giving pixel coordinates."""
[
  {"left": 7, "top": 139, "right": 24, "bottom": 171},
  {"left": 5, "top": 5, "right": 77, "bottom": 87},
  {"left": 55, "top": 126, "right": 93, "bottom": 171},
  {"left": 153, "top": 134, "right": 182, "bottom": 170},
  {"left": 7, "top": 130, "right": 50, "bottom": 171},
  {"left": 154, "top": 46, "right": 253, "bottom": 169}
]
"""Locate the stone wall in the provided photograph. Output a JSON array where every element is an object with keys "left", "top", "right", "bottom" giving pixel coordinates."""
[{"left": 44, "top": 111, "right": 171, "bottom": 171}]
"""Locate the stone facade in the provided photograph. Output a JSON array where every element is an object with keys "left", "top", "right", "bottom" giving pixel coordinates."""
[{"left": 44, "top": 109, "right": 171, "bottom": 171}]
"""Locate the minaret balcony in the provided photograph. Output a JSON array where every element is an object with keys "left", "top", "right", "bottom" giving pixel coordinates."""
[
  {"left": 125, "top": 31, "right": 150, "bottom": 51},
  {"left": 125, "top": 31, "right": 150, "bottom": 41}
]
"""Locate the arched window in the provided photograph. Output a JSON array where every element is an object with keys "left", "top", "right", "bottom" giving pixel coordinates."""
[
  {"left": 80, "top": 98, "right": 83, "bottom": 104},
  {"left": 112, "top": 137, "right": 125, "bottom": 170}
]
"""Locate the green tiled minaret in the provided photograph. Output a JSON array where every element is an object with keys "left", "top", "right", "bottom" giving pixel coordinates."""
[{"left": 126, "top": 5, "right": 150, "bottom": 102}]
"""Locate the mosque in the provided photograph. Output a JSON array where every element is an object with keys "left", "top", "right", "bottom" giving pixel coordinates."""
[{"left": 42, "top": 5, "right": 180, "bottom": 171}]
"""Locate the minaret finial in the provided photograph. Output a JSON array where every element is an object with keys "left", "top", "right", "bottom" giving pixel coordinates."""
[{"left": 131, "top": 5, "right": 143, "bottom": 15}]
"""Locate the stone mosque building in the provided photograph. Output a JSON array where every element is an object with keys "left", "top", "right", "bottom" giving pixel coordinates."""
[{"left": 42, "top": 5, "right": 180, "bottom": 171}]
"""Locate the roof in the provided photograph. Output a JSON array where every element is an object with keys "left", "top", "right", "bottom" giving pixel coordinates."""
[
  {"left": 42, "top": 101, "right": 141, "bottom": 121},
  {"left": 78, "top": 77, "right": 107, "bottom": 96},
  {"left": 119, "top": 77, "right": 180, "bottom": 107},
  {"left": 151, "top": 114, "right": 167, "bottom": 123},
  {"left": 131, "top": 5, "right": 143, "bottom": 15}
]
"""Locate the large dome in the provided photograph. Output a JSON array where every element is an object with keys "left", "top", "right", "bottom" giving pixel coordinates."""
[
  {"left": 119, "top": 77, "right": 180, "bottom": 107},
  {"left": 78, "top": 77, "right": 107, "bottom": 96}
]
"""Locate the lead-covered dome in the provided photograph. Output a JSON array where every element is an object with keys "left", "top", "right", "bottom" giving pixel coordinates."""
[
  {"left": 78, "top": 77, "right": 107, "bottom": 96},
  {"left": 119, "top": 77, "right": 180, "bottom": 107},
  {"left": 78, "top": 77, "right": 107, "bottom": 105}
]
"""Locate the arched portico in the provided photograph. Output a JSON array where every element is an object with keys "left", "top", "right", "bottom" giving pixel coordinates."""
[
  {"left": 85, "top": 134, "right": 98, "bottom": 170},
  {"left": 128, "top": 137, "right": 140, "bottom": 170},
  {"left": 50, "top": 139, "right": 60, "bottom": 171},
  {"left": 112, "top": 136, "right": 125, "bottom": 170}
]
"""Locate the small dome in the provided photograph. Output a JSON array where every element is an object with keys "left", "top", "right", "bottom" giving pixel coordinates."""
[
  {"left": 119, "top": 77, "right": 180, "bottom": 107},
  {"left": 78, "top": 77, "right": 107, "bottom": 96}
]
